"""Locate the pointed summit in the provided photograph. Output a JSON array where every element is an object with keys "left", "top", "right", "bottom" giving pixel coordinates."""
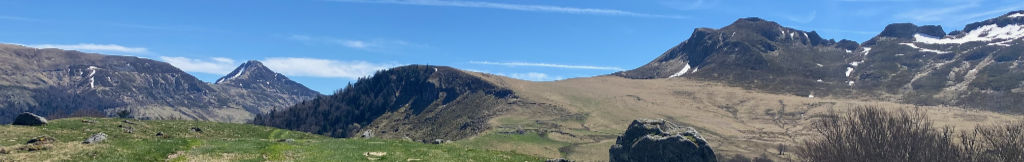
[
  {"left": 216, "top": 60, "right": 265, "bottom": 84},
  {"left": 216, "top": 60, "right": 321, "bottom": 97}
]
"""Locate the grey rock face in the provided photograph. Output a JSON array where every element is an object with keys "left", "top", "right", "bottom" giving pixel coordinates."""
[
  {"left": 609, "top": 119, "right": 716, "bottom": 162},
  {"left": 83, "top": 132, "right": 107, "bottom": 144},
  {"left": 12, "top": 112, "right": 47, "bottom": 126}
]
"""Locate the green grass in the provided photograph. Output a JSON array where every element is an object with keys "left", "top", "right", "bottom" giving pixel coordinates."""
[
  {"left": 0, "top": 117, "right": 543, "bottom": 161},
  {"left": 455, "top": 132, "right": 572, "bottom": 158}
]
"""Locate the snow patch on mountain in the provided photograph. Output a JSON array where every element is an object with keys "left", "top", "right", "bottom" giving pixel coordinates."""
[
  {"left": 900, "top": 43, "right": 951, "bottom": 54},
  {"left": 915, "top": 24, "right": 1024, "bottom": 44},
  {"left": 87, "top": 66, "right": 98, "bottom": 88},
  {"left": 217, "top": 66, "right": 247, "bottom": 84},
  {"left": 846, "top": 67, "right": 854, "bottom": 77},
  {"left": 669, "top": 63, "right": 692, "bottom": 78},
  {"left": 1009, "top": 13, "right": 1024, "bottom": 18}
]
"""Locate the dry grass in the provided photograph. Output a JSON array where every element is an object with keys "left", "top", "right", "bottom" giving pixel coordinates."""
[{"left": 465, "top": 73, "right": 1024, "bottom": 161}]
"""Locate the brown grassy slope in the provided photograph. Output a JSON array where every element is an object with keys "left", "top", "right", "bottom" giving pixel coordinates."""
[{"left": 462, "top": 72, "right": 1023, "bottom": 161}]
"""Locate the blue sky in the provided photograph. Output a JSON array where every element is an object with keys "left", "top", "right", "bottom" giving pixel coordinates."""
[{"left": 2, "top": 0, "right": 1022, "bottom": 94}]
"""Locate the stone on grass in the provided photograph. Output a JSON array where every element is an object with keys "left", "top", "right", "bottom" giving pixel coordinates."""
[
  {"left": 12, "top": 112, "right": 47, "bottom": 126},
  {"left": 83, "top": 132, "right": 107, "bottom": 144},
  {"left": 609, "top": 119, "right": 716, "bottom": 162},
  {"left": 26, "top": 135, "right": 56, "bottom": 145}
]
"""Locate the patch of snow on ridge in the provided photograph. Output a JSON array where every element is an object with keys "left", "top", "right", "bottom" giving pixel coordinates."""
[
  {"left": 87, "top": 66, "right": 97, "bottom": 88},
  {"left": 669, "top": 63, "right": 691, "bottom": 78},
  {"left": 900, "top": 43, "right": 951, "bottom": 54},
  {"left": 1009, "top": 13, "right": 1024, "bottom": 18},
  {"left": 915, "top": 24, "right": 1024, "bottom": 44},
  {"left": 989, "top": 39, "right": 1015, "bottom": 47},
  {"left": 846, "top": 67, "right": 855, "bottom": 77},
  {"left": 863, "top": 47, "right": 872, "bottom": 56}
]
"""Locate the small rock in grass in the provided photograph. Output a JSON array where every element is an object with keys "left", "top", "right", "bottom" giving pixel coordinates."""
[
  {"left": 26, "top": 135, "right": 56, "bottom": 145},
  {"left": 277, "top": 139, "right": 295, "bottom": 143},
  {"left": 81, "top": 119, "right": 97, "bottom": 123},
  {"left": 190, "top": 127, "right": 203, "bottom": 133},
  {"left": 83, "top": 132, "right": 107, "bottom": 144},
  {"left": 430, "top": 139, "right": 448, "bottom": 144},
  {"left": 0, "top": 148, "right": 9, "bottom": 154},
  {"left": 156, "top": 132, "right": 165, "bottom": 136},
  {"left": 122, "top": 120, "right": 136, "bottom": 124},
  {"left": 546, "top": 158, "right": 573, "bottom": 162},
  {"left": 363, "top": 152, "right": 387, "bottom": 160},
  {"left": 123, "top": 126, "right": 134, "bottom": 134}
]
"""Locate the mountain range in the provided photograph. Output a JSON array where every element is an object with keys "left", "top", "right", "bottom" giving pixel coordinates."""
[
  {"left": 5, "top": 10, "right": 1024, "bottom": 161},
  {"left": 617, "top": 11, "right": 1024, "bottom": 113},
  {"left": 254, "top": 10, "right": 1024, "bottom": 160},
  {"left": 0, "top": 44, "right": 319, "bottom": 123}
]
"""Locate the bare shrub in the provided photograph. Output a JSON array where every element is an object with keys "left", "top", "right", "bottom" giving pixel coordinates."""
[
  {"left": 966, "top": 121, "right": 1024, "bottom": 162},
  {"left": 797, "top": 107, "right": 961, "bottom": 162},
  {"left": 798, "top": 106, "right": 1024, "bottom": 162}
]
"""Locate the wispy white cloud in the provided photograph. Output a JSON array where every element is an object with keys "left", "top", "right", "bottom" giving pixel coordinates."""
[
  {"left": 261, "top": 57, "right": 395, "bottom": 79},
  {"left": 660, "top": 0, "right": 718, "bottom": 11},
  {"left": 159, "top": 56, "right": 394, "bottom": 79},
  {"left": 470, "top": 61, "right": 625, "bottom": 71},
  {"left": 507, "top": 72, "right": 562, "bottom": 81},
  {"left": 29, "top": 43, "right": 149, "bottom": 54},
  {"left": 287, "top": 34, "right": 421, "bottom": 50},
  {"left": 0, "top": 15, "right": 37, "bottom": 22},
  {"left": 159, "top": 56, "right": 238, "bottom": 75},
  {"left": 783, "top": 10, "right": 817, "bottom": 23},
  {"left": 893, "top": 1, "right": 1024, "bottom": 25},
  {"left": 329, "top": 0, "right": 685, "bottom": 19}
]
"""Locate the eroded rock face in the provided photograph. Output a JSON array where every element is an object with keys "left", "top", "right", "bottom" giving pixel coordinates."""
[{"left": 609, "top": 119, "right": 716, "bottom": 162}]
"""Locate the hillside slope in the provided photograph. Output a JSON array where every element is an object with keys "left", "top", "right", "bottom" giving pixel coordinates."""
[
  {"left": 463, "top": 74, "right": 1023, "bottom": 161},
  {"left": 0, "top": 44, "right": 319, "bottom": 123},
  {"left": 254, "top": 65, "right": 517, "bottom": 141},
  {"left": 0, "top": 117, "right": 541, "bottom": 161}
]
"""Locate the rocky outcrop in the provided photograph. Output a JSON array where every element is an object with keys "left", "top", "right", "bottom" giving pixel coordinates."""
[
  {"left": 82, "top": 132, "right": 107, "bottom": 144},
  {"left": 609, "top": 119, "right": 716, "bottom": 162},
  {"left": 12, "top": 112, "right": 47, "bottom": 126}
]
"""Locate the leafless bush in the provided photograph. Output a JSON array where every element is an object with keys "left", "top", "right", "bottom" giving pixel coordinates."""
[
  {"left": 797, "top": 106, "right": 1024, "bottom": 162},
  {"left": 964, "top": 121, "right": 1024, "bottom": 162},
  {"left": 797, "top": 107, "right": 961, "bottom": 162}
]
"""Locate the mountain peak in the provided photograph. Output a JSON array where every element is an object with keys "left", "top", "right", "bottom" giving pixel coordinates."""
[
  {"left": 217, "top": 60, "right": 265, "bottom": 84},
  {"left": 216, "top": 60, "right": 320, "bottom": 96}
]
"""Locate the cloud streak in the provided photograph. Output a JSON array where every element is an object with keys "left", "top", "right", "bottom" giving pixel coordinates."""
[
  {"left": 470, "top": 61, "right": 625, "bottom": 71},
  {"left": 261, "top": 57, "right": 395, "bottom": 79},
  {"left": 29, "top": 43, "right": 149, "bottom": 54},
  {"left": 288, "top": 34, "right": 420, "bottom": 50},
  {"left": 893, "top": 1, "right": 1024, "bottom": 25},
  {"left": 329, "top": 0, "right": 685, "bottom": 19},
  {"left": 160, "top": 56, "right": 395, "bottom": 79},
  {"left": 508, "top": 72, "right": 563, "bottom": 81},
  {"left": 160, "top": 56, "right": 238, "bottom": 75}
]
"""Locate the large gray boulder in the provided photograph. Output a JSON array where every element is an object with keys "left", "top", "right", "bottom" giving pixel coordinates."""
[
  {"left": 12, "top": 112, "right": 47, "bottom": 126},
  {"left": 609, "top": 119, "right": 716, "bottom": 162}
]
